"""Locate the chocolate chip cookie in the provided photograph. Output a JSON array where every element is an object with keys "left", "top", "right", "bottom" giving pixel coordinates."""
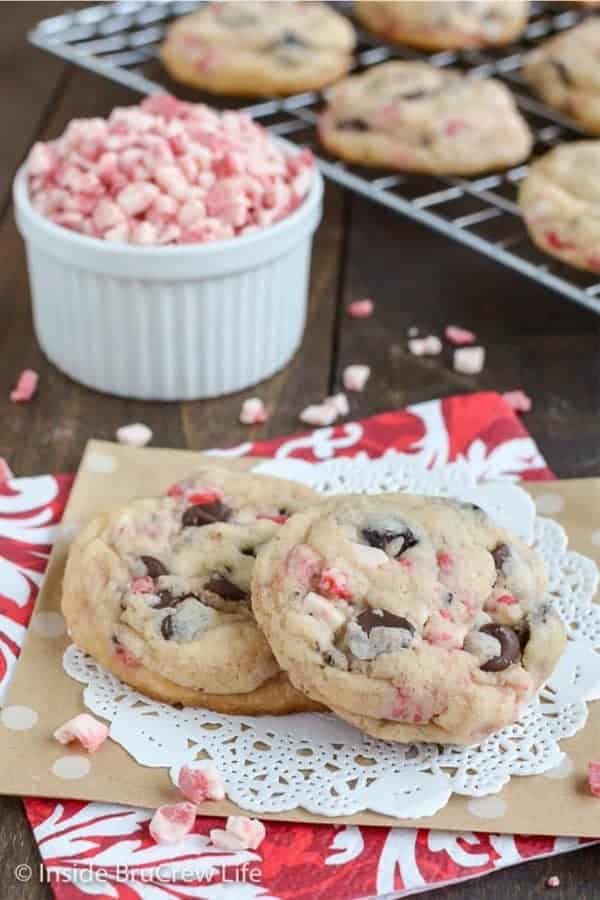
[
  {"left": 518, "top": 140, "right": 600, "bottom": 273},
  {"left": 160, "top": 1, "right": 356, "bottom": 97},
  {"left": 62, "top": 465, "right": 322, "bottom": 715},
  {"left": 318, "top": 61, "right": 533, "bottom": 175},
  {"left": 354, "top": 1, "right": 528, "bottom": 51},
  {"left": 523, "top": 18, "right": 600, "bottom": 135},
  {"left": 252, "top": 494, "right": 565, "bottom": 745}
]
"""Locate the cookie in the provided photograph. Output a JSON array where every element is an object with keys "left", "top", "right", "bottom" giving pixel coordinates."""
[
  {"left": 160, "top": 1, "right": 356, "bottom": 97},
  {"left": 354, "top": 1, "right": 528, "bottom": 51},
  {"left": 518, "top": 141, "right": 600, "bottom": 273},
  {"left": 318, "top": 61, "right": 533, "bottom": 175},
  {"left": 62, "top": 465, "right": 323, "bottom": 715},
  {"left": 523, "top": 19, "right": 600, "bottom": 136},
  {"left": 252, "top": 494, "right": 565, "bottom": 745}
]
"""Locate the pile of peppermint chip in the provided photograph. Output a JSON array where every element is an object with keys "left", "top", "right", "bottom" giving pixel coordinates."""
[{"left": 26, "top": 93, "right": 314, "bottom": 246}]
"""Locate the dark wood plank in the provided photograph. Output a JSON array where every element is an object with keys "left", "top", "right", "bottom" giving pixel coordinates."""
[
  {"left": 0, "top": 798, "right": 50, "bottom": 900},
  {"left": 0, "top": 2, "right": 75, "bottom": 212},
  {"left": 425, "top": 841, "right": 600, "bottom": 900},
  {"left": 335, "top": 194, "right": 600, "bottom": 479}
]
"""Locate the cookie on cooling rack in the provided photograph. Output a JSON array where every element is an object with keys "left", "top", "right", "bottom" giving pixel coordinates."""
[
  {"left": 523, "top": 18, "right": 600, "bottom": 136},
  {"left": 354, "top": 1, "right": 529, "bottom": 51},
  {"left": 519, "top": 141, "right": 600, "bottom": 273},
  {"left": 160, "top": 1, "right": 356, "bottom": 97},
  {"left": 62, "top": 465, "right": 323, "bottom": 715},
  {"left": 252, "top": 493, "right": 565, "bottom": 745},
  {"left": 318, "top": 61, "right": 533, "bottom": 176}
]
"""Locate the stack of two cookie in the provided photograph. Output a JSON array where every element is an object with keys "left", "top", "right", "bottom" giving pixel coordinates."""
[{"left": 63, "top": 466, "right": 565, "bottom": 746}]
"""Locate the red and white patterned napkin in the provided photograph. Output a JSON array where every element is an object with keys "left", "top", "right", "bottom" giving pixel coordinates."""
[{"left": 1, "top": 392, "right": 595, "bottom": 899}]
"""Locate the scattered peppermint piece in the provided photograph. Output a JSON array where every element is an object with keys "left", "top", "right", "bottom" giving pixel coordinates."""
[
  {"left": 0, "top": 457, "right": 13, "bottom": 482},
  {"left": 588, "top": 760, "right": 600, "bottom": 797},
  {"left": 10, "top": 369, "right": 39, "bottom": 403},
  {"left": 178, "top": 761, "right": 225, "bottom": 803},
  {"left": 407, "top": 326, "right": 419, "bottom": 338},
  {"left": 299, "top": 403, "right": 338, "bottom": 427},
  {"left": 351, "top": 542, "right": 389, "bottom": 568},
  {"left": 408, "top": 339, "right": 425, "bottom": 357},
  {"left": 239, "top": 397, "right": 267, "bottom": 425},
  {"left": 131, "top": 576, "right": 154, "bottom": 594},
  {"left": 502, "top": 390, "right": 532, "bottom": 413},
  {"left": 324, "top": 392, "right": 349, "bottom": 416},
  {"left": 150, "top": 803, "right": 197, "bottom": 845},
  {"left": 545, "top": 876, "right": 560, "bottom": 889},
  {"left": 209, "top": 816, "right": 266, "bottom": 852},
  {"left": 343, "top": 364, "right": 371, "bottom": 392},
  {"left": 53, "top": 713, "right": 109, "bottom": 753},
  {"left": 347, "top": 298, "right": 374, "bottom": 319},
  {"left": 453, "top": 346, "right": 485, "bottom": 375},
  {"left": 445, "top": 325, "right": 476, "bottom": 345},
  {"left": 116, "top": 422, "right": 153, "bottom": 447},
  {"left": 300, "top": 392, "right": 350, "bottom": 427},
  {"left": 424, "top": 335, "right": 442, "bottom": 355},
  {"left": 318, "top": 567, "right": 353, "bottom": 599},
  {"left": 408, "top": 336, "right": 442, "bottom": 357}
]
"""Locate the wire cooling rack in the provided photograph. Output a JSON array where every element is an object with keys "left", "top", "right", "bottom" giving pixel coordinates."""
[{"left": 29, "top": 1, "right": 600, "bottom": 312}]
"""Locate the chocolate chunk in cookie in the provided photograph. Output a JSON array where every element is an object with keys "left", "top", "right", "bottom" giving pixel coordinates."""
[
  {"left": 362, "top": 525, "right": 418, "bottom": 557},
  {"left": 356, "top": 608, "right": 415, "bottom": 635},
  {"left": 271, "top": 29, "right": 308, "bottom": 51},
  {"left": 140, "top": 555, "right": 169, "bottom": 578},
  {"left": 552, "top": 59, "right": 573, "bottom": 88},
  {"left": 397, "top": 89, "right": 429, "bottom": 101},
  {"left": 347, "top": 608, "right": 415, "bottom": 660},
  {"left": 479, "top": 624, "right": 521, "bottom": 672},
  {"left": 182, "top": 499, "right": 231, "bottom": 528},
  {"left": 336, "top": 118, "right": 370, "bottom": 132},
  {"left": 152, "top": 589, "right": 201, "bottom": 610},
  {"left": 205, "top": 574, "right": 249, "bottom": 603},
  {"left": 161, "top": 614, "right": 175, "bottom": 640},
  {"left": 153, "top": 589, "right": 179, "bottom": 610},
  {"left": 491, "top": 543, "right": 510, "bottom": 572}
]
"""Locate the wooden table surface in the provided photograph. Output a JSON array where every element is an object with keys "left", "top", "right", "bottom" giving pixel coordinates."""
[{"left": 1, "top": 3, "right": 599, "bottom": 898}]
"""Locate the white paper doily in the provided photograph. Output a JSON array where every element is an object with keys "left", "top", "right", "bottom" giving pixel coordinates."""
[{"left": 64, "top": 453, "right": 600, "bottom": 820}]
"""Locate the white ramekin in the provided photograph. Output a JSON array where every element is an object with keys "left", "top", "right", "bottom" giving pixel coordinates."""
[{"left": 14, "top": 164, "right": 323, "bottom": 400}]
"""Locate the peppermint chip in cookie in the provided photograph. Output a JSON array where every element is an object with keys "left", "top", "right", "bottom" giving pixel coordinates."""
[
  {"left": 354, "top": 1, "right": 528, "bottom": 51},
  {"left": 62, "top": 465, "right": 322, "bottom": 715},
  {"left": 318, "top": 62, "right": 533, "bottom": 175},
  {"left": 252, "top": 494, "right": 565, "bottom": 745},
  {"left": 160, "top": 1, "right": 356, "bottom": 98},
  {"left": 519, "top": 141, "right": 600, "bottom": 273},
  {"left": 523, "top": 19, "right": 600, "bottom": 136}
]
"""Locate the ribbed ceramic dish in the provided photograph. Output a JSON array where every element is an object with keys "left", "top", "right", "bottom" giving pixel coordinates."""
[{"left": 14, "top": 164, "right": 323, "bottom": 400}]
